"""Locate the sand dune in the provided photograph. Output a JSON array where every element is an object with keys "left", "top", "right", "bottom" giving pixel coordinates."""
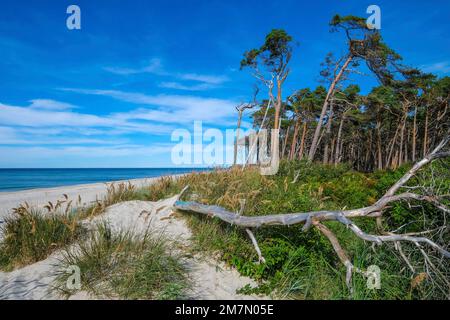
[
  {"left": 0, "top": 180, "right": 266, "bottom": 300},
  {"left": 0, "top": 177, "right": 170, "bottom": 223}
]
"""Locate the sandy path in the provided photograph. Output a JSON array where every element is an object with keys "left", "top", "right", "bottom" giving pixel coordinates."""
[
  {"left": 0, "top": 195, "right": 266, "bottom": 300},
  {"left": 95, "top": 199, "right": 265, "bottom": 300}
]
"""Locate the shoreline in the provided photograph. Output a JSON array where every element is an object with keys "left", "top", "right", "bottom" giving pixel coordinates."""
[{"left": 0, "top": 175, "right": 180, "bottom": 221}]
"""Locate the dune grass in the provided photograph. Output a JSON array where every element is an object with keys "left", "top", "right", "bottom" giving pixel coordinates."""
[
  {"left": 1, "top": 161, "right": 447, "bottom": 299},
  {"left": 0, "top": 182, "right": 143, "bottom": 272},
  {"left": 0, "top": 182, "right": 188, "bottom": 299},
  {"left": 77, "top": 182, "right": 146, "bottom": 219},
  {"left": 55, "top": 222, "right": 188, "bottom": 300},
  {"left": 0, "top": 204, "right": 83, "bottom": 271}
]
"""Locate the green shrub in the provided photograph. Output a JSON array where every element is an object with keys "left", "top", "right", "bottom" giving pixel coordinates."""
[{"left": 140, "top": 160, "right": 448, "bottom": 299}]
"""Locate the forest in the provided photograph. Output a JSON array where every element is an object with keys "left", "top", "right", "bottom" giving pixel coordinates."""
[
  {"left": 169, "top": 14, "right": 450, "bottom": 298},
  {"left": 236, "top": 15, "right": 449, "bottom": 171}
]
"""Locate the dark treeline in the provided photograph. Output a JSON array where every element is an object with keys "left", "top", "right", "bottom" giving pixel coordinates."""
[{"left": 239, "top": 15, "right": 449, "bottom": 171}]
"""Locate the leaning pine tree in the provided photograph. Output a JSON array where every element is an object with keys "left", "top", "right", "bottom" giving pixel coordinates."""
[{"left": 308, "top": 15, "right": 403, "bottom": 161}]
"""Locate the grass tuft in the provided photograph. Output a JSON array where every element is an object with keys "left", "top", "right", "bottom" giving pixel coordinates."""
[
  {"left": 55, "top": 222, "right": 188, "bottom": 300},
  {"left": 78, "top": 182, "right": 142, "bottom": 219},
  {"left": 0, "top": 203, "right": 83, "bottom": 271},
  {"left": 0, "top": 182, "right": 142, "bottom": 271}
]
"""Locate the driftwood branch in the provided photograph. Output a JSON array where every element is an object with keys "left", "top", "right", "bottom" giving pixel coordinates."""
[
  {"left": 312, "top": 221, "right": 354, "bottom": 290},
  {"left": 245, "top": 228, "right": 266, "bottom": 264}
]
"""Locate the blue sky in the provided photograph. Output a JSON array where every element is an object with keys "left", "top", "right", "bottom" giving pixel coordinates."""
[{"left": 0, "top": 0, "right": 449, "bottom": 168}]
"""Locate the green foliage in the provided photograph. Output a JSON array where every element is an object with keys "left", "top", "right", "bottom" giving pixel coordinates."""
[
  {"left": 372, "top": 164, "right": 410, "bottom": 196},
  {"left": 139, "top": 161, "right": 448, "bottom": 299},
  {"left": 240, "top": 29, "right": 293, "bottom": 73},
  {"left": 0, "top": 207, "right": 83, "bottom": 271},
  {"left": 55, "top": 222, "right": 188, "bottom": 300},
  {"left": 330, "top": 14, "right": 367, "bottom": 29},
  {"left": 261, "top": 29, "right": 293, "bottom": 61}
]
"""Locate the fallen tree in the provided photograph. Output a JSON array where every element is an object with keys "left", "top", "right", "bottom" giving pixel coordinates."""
[{"left": 173, "top": 136, "right": 450, "bottom": 292}]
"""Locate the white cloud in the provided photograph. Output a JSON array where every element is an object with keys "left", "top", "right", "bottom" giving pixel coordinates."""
[
  {"left": 60, "top": 88, "right": 238, "bottom": 124},
  {"left": 0, "top": 126, "right": 128, "bottom": 145},
  {"left": 104, "top": 58, "right": 229, "bottom": 89},
  {"left": 0, "top": 102, "right": 113, "bottom": 127},
  {"left": 0, "top": 144, "right": 176, "bottom": 168},
  {"left": 177, "top": 73, "right": 229, "bottom": 85},
  {"left": 103, "top": 58, "right": 166, "bottom": 76},
  {"left": 0, "top": 100, "right": 175, "bottom": 153},
  {"left": 159, "top": 81, "right": 216, "bottom": 91},
  {"left": 0, "top": 101, "right": 173, "bottom": 134},
  {"left": 1, "top": 137, "right": 127, "bottom": 146},
  {"left": 0, "top": 90, "right": 239, "bottom": 167}
]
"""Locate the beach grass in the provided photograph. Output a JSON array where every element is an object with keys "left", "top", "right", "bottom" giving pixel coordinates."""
[
  {"left": 1, "top": 160, "right": 447, "bottom": 299},
  {"left": 78, "top": 182, "right": 144, "bottom": 219},
  {"left": 141, "top": 160, "right": 449, "bottom": 299},
  {"left": 55, "top": 222, "right": 188, "bottom": 300},
  {"left": 0, "top": 204, "right": 83, "bottom": 271},
  {"left": 0, "top": 182, "right": 141, "bottom": 272}
]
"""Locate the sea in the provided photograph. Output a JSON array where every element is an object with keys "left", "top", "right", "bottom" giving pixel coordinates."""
[{"left": 0, "top": 168, "right": 209, "bottom": 192}]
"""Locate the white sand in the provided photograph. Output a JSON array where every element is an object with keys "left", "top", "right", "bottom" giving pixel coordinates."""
[
  {"left": 0, "top": 177, "right": 171, "bottom": 223},
  {"left": 0, "top": 179, "right": 267, "bottom": 300}
]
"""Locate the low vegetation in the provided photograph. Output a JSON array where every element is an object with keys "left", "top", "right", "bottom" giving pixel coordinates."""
[
  {"left": 144, "top": 160, "right": 449, "bottom": 299},
  {"left": 0, "top": 182, "right": 142, "bottom": 272},
  {"left": 0, "top": 202, "right": 83, "bottom": 271},
  {"left": 55, "top": 222, "right": 188, "bottom": 300},
  {"left": 0, "top": 160, "right": 447, "bottom": 300}
]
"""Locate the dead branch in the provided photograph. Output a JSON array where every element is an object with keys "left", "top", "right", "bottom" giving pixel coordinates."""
[
  {"left": 173, "top": 136, "right": 450, "bottom": 290},
  {"left": 313, "top": 221, "right": 355, "bottom": 290},
  {"left": 245, "top": 228, "right": 266, "bottom": 264}
]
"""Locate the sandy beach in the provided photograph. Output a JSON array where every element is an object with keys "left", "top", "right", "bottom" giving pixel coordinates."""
[{"left": 0, "top": 175, "right": 265, "bottom": 300}]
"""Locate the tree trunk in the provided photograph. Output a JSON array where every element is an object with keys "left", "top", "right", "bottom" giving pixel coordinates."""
[
  {"left": 299, "top": 122, "right": 307, "bottom": 160},
  {"left": 281, "top": 126, "right": 290, "bottom": 159},
  {"left": 392, "top": 151, "right": 399, "bottom": 169},
  {"left": 233, "top": 109, "right": 244, "bottom": 165},
  {"left": 290, "top": 117, "right": 301, "bottom": 160},
  {"left": 273, "top": 79, "right": 282, "bottom": 130},
  {"left": 365, "top": 132, "right": 372, "bottom": 170},
  {"left": 376, "top": 119, "right": 383, "bottom": 170},
  {"left": 323, "top": 102, "right": 334, "bottom": 164},
  {"left": 423, "top": 107, "right": 429, "bottom": 157},
  {"left": 398, "top": 103, "right": 408, "bottom": 167},
  {"left": 404, "top": 127, "right": 409, "bottom": 164},
  {"left": 412, "top": 104, "right": 417, "bottom": 162},
  {"left": 334, "top": 113, "right": 346, "bottom": 165},
  {"left": 308, "top": 55, "right": 353, "bottom": 161},
  {"left": 330, "top": 137, "right": 336, "bottom": 165},
  {"left": 386, "top": 122, "right": 401, "bottom": 168}
]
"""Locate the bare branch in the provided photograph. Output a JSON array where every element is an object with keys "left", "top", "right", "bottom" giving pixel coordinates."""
[
  {"left": 245, "top": 228, "right": 266, "bottom": 264},
  {"left": 313, "top": 221, "right": 354, "bottom": 290}
]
